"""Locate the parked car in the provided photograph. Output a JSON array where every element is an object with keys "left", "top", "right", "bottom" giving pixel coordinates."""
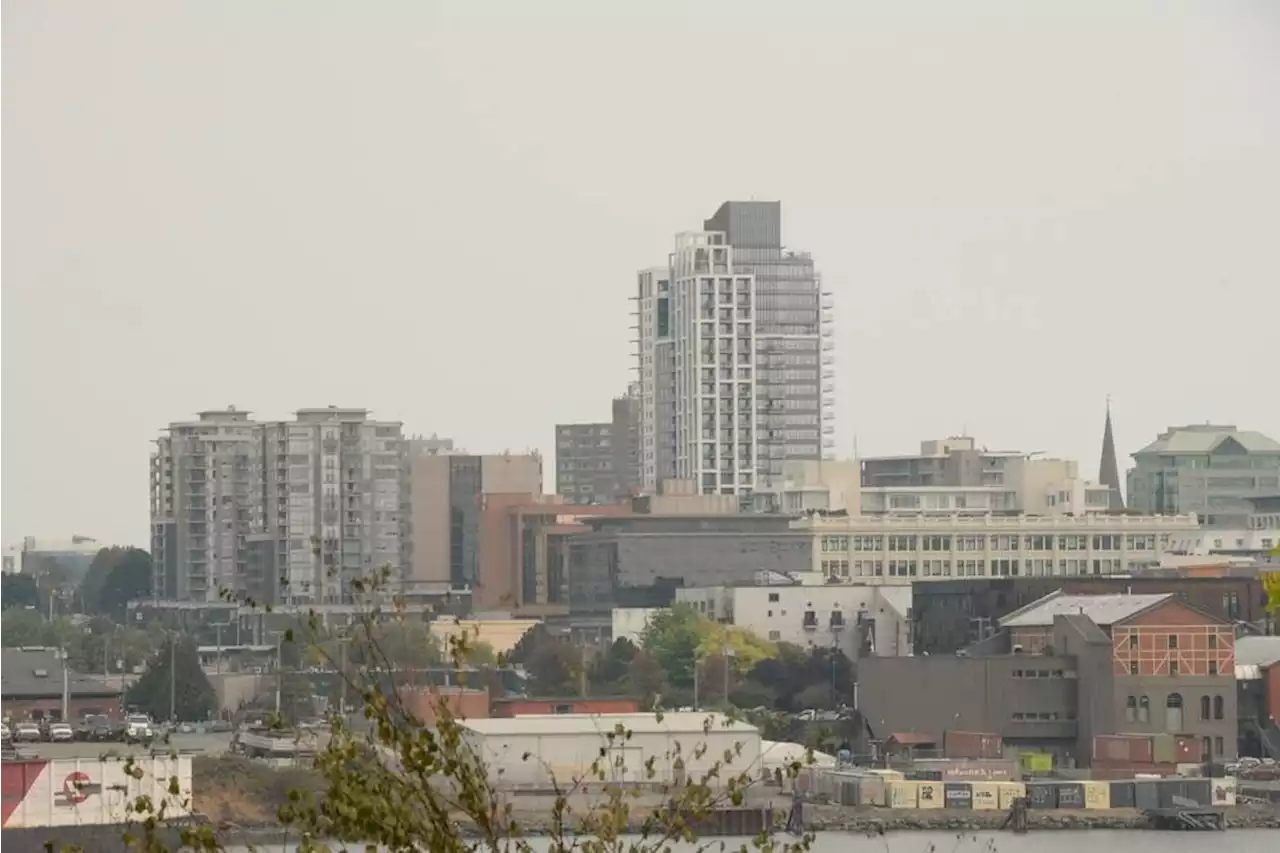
[
  {"left": 48, "top": 722, "right": 74, "bottom": 743},
  {"left": 209, "top": 719, "right": 232, "bottom": 734},
  {"left": 13, "top": 722, "right": 42, "bottom": 743},
  {"left": 76, "top": 714, "right": 115, "bottom": 742},
  {"left": 124, "top": 715, "right": 154, "bottom": 744},
  {"left": 1, "top": 723, "right": 11, "bottom": 743}
]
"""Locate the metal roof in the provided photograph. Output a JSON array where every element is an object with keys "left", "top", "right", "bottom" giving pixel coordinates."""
[
  {"left": 999, "top": 592, "right": 1173, "bottom": 628},
  {"left": 1235, "top": 636, "right": 1280, "bottom": 668},
  {"left": 0, "top": 649, "right": 122, "bottom": 699},
  {"left": 460, "top": 712, "right": 756, "bottom": 737},
  {"left": 1133, "top": 425, "right": 1280, "bottom": 457}
]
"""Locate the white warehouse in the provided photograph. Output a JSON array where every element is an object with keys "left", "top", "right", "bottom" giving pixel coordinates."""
[{"left": 460, "top": 713, "right": 761, "bottom": 789}]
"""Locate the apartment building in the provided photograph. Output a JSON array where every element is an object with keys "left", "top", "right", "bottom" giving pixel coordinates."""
[
  {"left": 675, "top": 572, "right": 912, "bottom": 661},
  {"left": 860, "top": 437, "right": 1114, "bottom": 516},
  {"left": 792, "top": 512, "right": 1200, "bottom": 582},
  {"left": 150, "top": 406, "right": 408, "bottom": 606},
  {"left": 635, "top": 202, "right": 832, "bottom": 496},
  {"left": 743, "top": 458, "right": 861, "bottom": 515},
  {"left": 1127, "top": 424, "right": 1280, "bottom": 528},
  {"left": 555, "top": 389, "right": 641, "bottom": 505}
]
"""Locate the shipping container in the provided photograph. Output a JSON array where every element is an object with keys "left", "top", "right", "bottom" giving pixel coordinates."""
[
  {"left": 1082, "top": 781, "right": 1110, "bottom": 810},
  {"left": 1088, "top": 759, "right": 1177, "bottom": 779},
  {"left": 838, "top": 780, "right": 860, "bottom": 807},
  {"left": 1055, "top": 783, "right": 1085, "bottom": 809},
  {"left": 1027, "top": 782, "right": 1056, "bottom": 809},
  {"left": 997, "top": 782, "right": 1027, "bottom": 810},
  {"left": 1109, "top": 782, "right": 1136, "bottom": 809},
  {"left": 1093, "top": 734, "right": 1155, "bottom": 764},
  {"left": 1, "top": 757, "right": 193, "bottom": 829},
  {"left": 1019, "top": 752, "right": 1054, "bottom": 773},
  {"left": 943, "top": 730, "right": 1003, "bottom": 760},
  {"left": 1174, "top": 735, "right": 1202, "bottom": 763},
  {"left": 969, "top": 782, "right": 1001, "bottom": 811},
  {"left": 905, "top": 769, "right": 944, "bottom": 782},
  {"left": 909, "top": 758, "right": 1018, "bottom": 781},
  {"left": 858, "top": 777, "right": 886, "bottom": 807},
  {"left": 915, "top": 781, "right": 944, "bottom": 809},
  {"left": 1210, "top": 778, "right": 1236, "bottom": 806},
  {"left": 1182, "top": 779, "right": 1212, "bottom": 807},
  {"left": 943, "top": 782, "right": 973, "bottom": 809},
  {"left": 887, "top": 781, "right": 918, "bottom": 809},
  {"left": 868, "top": 768, "right": 905, "bottom": 781},
  {"left": 1134, "top": 780, "right": 1161, "bottom": 811},
  {"left": 1150, "top": 734, "right": 1176, "bottom": 765}
]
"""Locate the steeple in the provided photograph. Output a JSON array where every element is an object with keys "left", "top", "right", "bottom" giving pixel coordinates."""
[{"left": 1099, "top": 396, "right": 1124, "bottom": 509}]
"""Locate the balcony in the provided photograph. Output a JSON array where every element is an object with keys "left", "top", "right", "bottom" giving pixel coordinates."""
[
  {"left": 830, "top": 613, "right": 846, "bottom": 631},
  {"left": 802, "top": 610, "right": 818, "bottom": 631}
]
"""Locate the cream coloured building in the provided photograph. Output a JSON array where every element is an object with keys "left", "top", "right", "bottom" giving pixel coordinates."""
[{"left": 792, "top": 512, "right": 1200, "bottom": 581}]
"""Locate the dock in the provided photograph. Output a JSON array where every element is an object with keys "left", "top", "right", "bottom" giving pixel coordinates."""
[{"left": 1144, "top": 806, "right": 1226, "bottom": 831}]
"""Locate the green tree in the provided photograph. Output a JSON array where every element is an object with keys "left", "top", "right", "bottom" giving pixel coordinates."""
[
  {"left": 79, "top": 547, "right": 126, "bottom": 615},
  {"left": 526, "top": 638, "right": 582, "bottom": 695},
  {"left": 95, "top": 548, "right": 152, "bottom": 620},
  {"left": 639, "top": 603, "right": 703, "bottom": 688},
  {"left": 590, "top": 637, "right": 638, "bottom": 691},
  {"left": 126, "top": 634, "right": 217, "bottom": 721},
  {"left": 276, "top": 630, "right": 315, "bottom": 724},
  {"left": 504, "top": 621, "right": 555, "bottom": 664},
  {"left": 626, "top": 648, "right": 668, "bottom": 707},
  {"left": 1, "top": 607, "right": 51, "bottom": 646}
]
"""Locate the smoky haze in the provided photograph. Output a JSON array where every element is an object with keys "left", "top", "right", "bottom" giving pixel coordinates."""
[{"left": 2, "top": 0, "right": 1278, "bottom": 545}]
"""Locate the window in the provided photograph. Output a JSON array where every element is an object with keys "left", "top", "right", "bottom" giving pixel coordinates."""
[
  {"left": 1138, "top": 696, "right": 1150, "bottom": 722},
  {"left": 1125, "top": 696, "right": 1137, "bottom": 723},
  {"left": 1169, "top": 658, "right": 1179, "bottom": 675},
  {"left": 1165, "top": 693, "right": 1183, "bottom": 733},
  {"left": 1128, "top": 632, "right": 1138, "bottom": 648},
  {"left": 1200, "top": 695, "right": 1211, "bottom": 721},
  {"left": 1208, "top": 633, "right": 1218, "bottom": 649},
  {"left": 1167, "top": 634, "right": 1178, "bottom": 649},
  {"left": 1129, "top": 661, "right": 1139, "bottom": 675},
  {"left": 768, "top": 630, "right": 780, "bottom": 641},
  {"left": 1213, "top": 696, "right": 1224, "bottom": 721},
  {"left": 768, "top": 593, "right": 779, "bottom": 603},
  {"left": 1209, "top": 660, "right": 1218, "bottom": 675},
  {"left": 1214, "top": 736, "right": 1225, "bottom": 755}
]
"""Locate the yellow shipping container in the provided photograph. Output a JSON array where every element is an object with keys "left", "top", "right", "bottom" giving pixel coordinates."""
[
  {"left": 887, "top": 780, "right": 919, "bottom": 809},
  {"left": 1082, "top": 780, "right": 1110, "bottom": 810},
  {"left": 869, "top": 768, "right": 906, "bottom": 782},
  {"left": 1019, "top": 752, "right": 1053, "bottom": 773},
  {"left": 997, "top": 782, "right": 1027, "bottom": 810},
  {"left": 915, "top": 781, "right": 944, "bottom": 809},
  {"left": 970, "top": 782, "right": 1001, "bottom": 810}
]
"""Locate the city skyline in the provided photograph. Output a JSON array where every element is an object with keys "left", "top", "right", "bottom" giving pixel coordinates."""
[{"left": 5, "top": 2, "right": 1278, "bottom": 545}]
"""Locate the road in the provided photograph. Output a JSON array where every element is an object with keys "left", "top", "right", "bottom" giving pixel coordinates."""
[{"left": 11, "top": 733, "right": 235, "bottom": 760}]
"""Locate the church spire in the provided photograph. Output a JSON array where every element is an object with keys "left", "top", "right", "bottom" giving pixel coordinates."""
[{"left": 1099, "top": 396, "right": 1124, "bottom": 509}]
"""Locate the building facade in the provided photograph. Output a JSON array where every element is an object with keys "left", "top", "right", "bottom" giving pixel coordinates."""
[
  {"left": 675, "top": 574, "right": 912, "bottom": 660},
  {"left": 150, "top": 406, "right": 408, "bottom": 606},
  {"left": 1127, "top": 424, "right": 1280, "bottom": 528},
  {"left": 554, "top": 390, "right": 641, "bottom": 505},
  {"left": 794, "top": 512, "right": 1200, "bottom": 582},
  {"left": 860, "top": 592, "right": 1238, "bottom": 764},
  {"left": 408, "top": 452, "right": 543, "bottom": 589},
  {"left": 635, "top": 202, "right": 831, "bottom": 497}
]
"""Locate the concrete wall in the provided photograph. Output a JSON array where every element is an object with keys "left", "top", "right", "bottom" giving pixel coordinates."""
[
  {"left": 409, "top": 455, "right": 452, "bottom": 583},
  {"left": 858, "top": 655, "right": 1078, "bottom": 750}
]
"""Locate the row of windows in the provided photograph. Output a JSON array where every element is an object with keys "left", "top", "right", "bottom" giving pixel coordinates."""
[
  {"left": 822, "top": 533, "right": 1162, "bottom": 553},
  {"left": 1124, "top": 694, "right": 1225, "bottom": 721},
  {"left": 1126, "top": 632, "right": 1221, "bottom": 650}
]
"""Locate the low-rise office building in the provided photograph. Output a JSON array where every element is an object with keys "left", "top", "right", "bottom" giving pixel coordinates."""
[
  {"left": 859, "top": 591, "right": 1238, "bottom": 764},
  {"left": 912, "top": 573, "right": 1268, "bottom": 655},
  {"left": 794, "top": 512, "right": 1199, "bottom": 582},
  {"left": 675, "top": 572, "right": 911, "bottom": 660}
]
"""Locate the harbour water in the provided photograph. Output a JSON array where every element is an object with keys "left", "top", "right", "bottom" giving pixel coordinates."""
[{"left": 227, "top": 830, "right": 1278, "bottom": 853}]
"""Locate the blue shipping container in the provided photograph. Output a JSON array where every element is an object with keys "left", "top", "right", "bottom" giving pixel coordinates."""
[{"left": 944, "top": 783, "right": 973, "bottom": 809}]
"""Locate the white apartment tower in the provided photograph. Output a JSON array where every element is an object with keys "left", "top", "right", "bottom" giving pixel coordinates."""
[
  {"left": 637, "top": 202, "right": 832, "bottom": 495},
  {"left": 151, "top": 406, "right": 408, "bottom": 606}
]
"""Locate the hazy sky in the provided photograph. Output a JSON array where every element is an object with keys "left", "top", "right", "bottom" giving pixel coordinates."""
[{"left": 3, "top": 1, "right": 1278, "bottom": 547}]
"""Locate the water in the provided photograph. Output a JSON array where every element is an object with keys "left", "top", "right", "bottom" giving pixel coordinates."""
[{"left": 226, "top": 831, "right": 1277, "bottom": 853}]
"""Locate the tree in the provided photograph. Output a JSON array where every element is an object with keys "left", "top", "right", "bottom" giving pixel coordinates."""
[
  {"left": 505, "top": 622, "right": 555, "bottom": 665},
  {"left": 126, "top": 634, "right": 216, "bottom": 721},
  {"left": 639, "top": 603, "right": 703, "bottom": 688},
  {"left": 95, "top": 549, "right": 152, "bottom": 620},
  {"left": 526, "top": 639, "right": 581, "bottom": 695},
  {"left": 590, "top": 637, "right": 638, "bottom": 691},
  {"left": 1, "top": 607, "right": 51, "bottom": 647},
  {"left": 79, "top": 547, "right": 127, "bottom": 615},
  {"left": 626, "top": 649, "right": 668, "bottom": 707},
  {"left": 276, "top": 630, "right": 315, "bottom": 724}
]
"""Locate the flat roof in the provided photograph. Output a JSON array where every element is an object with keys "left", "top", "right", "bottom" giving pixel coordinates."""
[
  {"left": 461, "top": 712, "right": 756, "bottom": 737},
  {"left": 1000, "top": 592, "right": 1173, "bottom": 628}
]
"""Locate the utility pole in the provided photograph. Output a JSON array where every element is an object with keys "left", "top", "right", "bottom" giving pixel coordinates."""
[
  {"left": 214, "top": 624, "right": 223, "bottom": 676},
  {"left": 61, "top": 648, "right": 70, "bottom": 721},
  {"left": 338, "top": 637, "right": 348, "bottom": 717},
  {"left": 274, "top": 633, "right": 282, "bottom": 717},
  {"left": 693, "top": 657, "right": 699, "bottom": 710}
]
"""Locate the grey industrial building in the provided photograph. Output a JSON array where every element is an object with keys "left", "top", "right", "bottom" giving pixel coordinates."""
[{"left": 859, "top": 592, "right": 1239, "bottom": 765}]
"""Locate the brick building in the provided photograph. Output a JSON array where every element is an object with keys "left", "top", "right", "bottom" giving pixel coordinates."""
[
  {"left": 491, "top": 696, "right": 641, "bottom": 717},
  {"left": 859, "top": 591, "right": 1239, "bottom": 764},
  {"left": 1, "top": 649, "right": 123, "bottom": 721}
]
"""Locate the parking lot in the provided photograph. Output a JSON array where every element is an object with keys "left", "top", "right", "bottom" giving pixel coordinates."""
[{"left": 9, "top": 732, "right": 236, "bottom": 760}]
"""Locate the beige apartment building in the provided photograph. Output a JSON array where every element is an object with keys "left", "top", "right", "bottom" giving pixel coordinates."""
[{"left": 792, "top": 512, "right": 1201, "bottom": 582}]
